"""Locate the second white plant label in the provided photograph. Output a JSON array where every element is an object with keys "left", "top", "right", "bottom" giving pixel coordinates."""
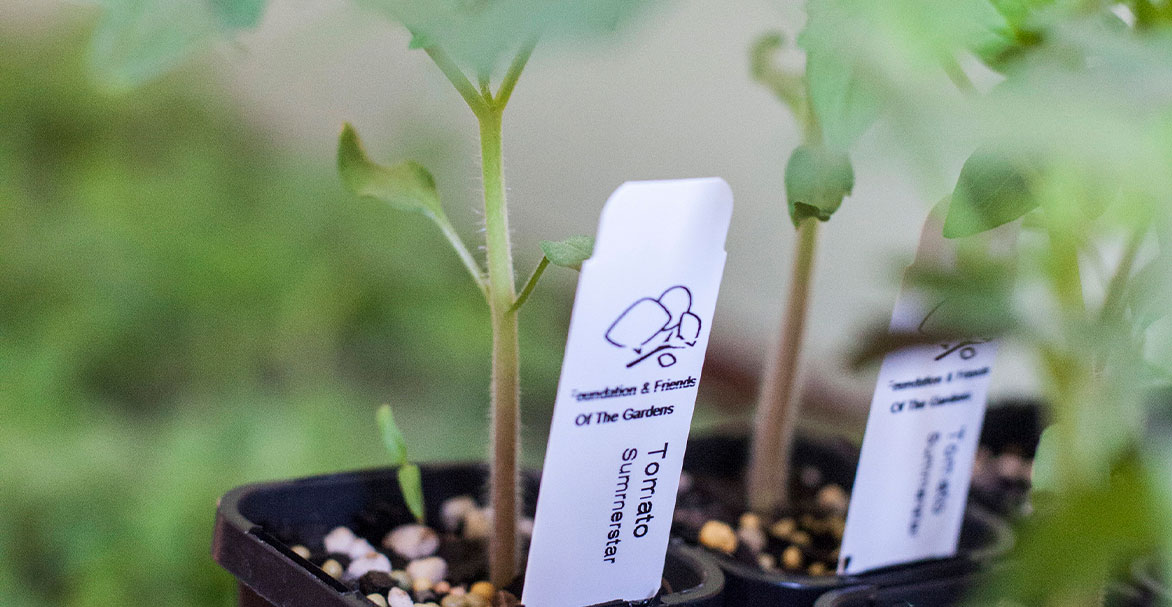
[
  {"left": 838, "top": 201, "right": 1016, "bottom": 574},
  {"left": 523, "top": 178, "right": 733, "bottom": 607}
]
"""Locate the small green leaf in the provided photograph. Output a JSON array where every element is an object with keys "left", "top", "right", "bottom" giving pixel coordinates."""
[
  {"left": 798, "top": 0, "right": 885, "bottom": 151},
  {"left": 802, "top": 50, "right": 882, "bottom": 151},
  {"left": 337, "top": 123, "right": 444, "bottom": 219},
  {"left": 784, "top": 144, "right": 854, "bottom": 227},
  {"left": 376, "top": 404, "right": 409, "bottom": 467},
  {"left": 539, "top": 235, "right": 594, "bottom": 270},
  {"left": 943, "top": 149, "right": 1039, "bottom": 238},
  {"left": 377, "top": 406, "right": 424, "bottom": 523},
  {"left": 397, "top": 463, "right": 426, "bottom": 524}
]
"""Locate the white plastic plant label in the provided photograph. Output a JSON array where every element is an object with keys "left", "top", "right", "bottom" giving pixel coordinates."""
[
  {"left": 837, "top": 201, "right": 1017, "bottom": 575},
  {"left": 522, "top": 178, "right": 733, "bottom": 607}
]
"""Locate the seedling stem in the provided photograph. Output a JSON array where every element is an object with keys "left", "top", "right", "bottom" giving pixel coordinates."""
[
  {"left": 423, "top": 42, "right": 535, "bottom": 587},
  {"left": 747, "top": 215, "right": 819, "bottom": 513}
]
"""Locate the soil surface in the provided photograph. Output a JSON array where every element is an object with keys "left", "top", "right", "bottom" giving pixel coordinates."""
[
  {"left": 672, "top": 463, "right": 848, "bottom": 576},
  {"left": 276, "top": 494, "right": 526, "bottom": 607}
]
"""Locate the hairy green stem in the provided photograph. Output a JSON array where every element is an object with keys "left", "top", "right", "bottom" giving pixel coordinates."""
[
  {"left": 425, "top": 41, "right": 534, "bottom": 587},
  {"left": 747, "top": 216, "right": 820, "bottom": 513},
  {"left": 479, "top": 108, "right": 521, "bottom": 587}
]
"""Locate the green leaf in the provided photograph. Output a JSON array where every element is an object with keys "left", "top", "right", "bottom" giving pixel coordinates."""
[
  {"left": 540, "top": 235, "right": 594, "bottom": 270},
  {"left": 798, "top": 0, "right": 886, "bottom": 150},
  {"left": 803, "top": 53, "right": 881, "bottom": 151},
  {"left": 943, "top": 149, "right": 1039, "bottom": 238},
  {"left": 377, "top": 406, "right": 425, "bottom": 523},
  {"left": 397, "top": 463, "right": 426, "bottom": 524},
  {"left": 356, "top": 0, "right": 656, "bottom": 76},
  {"left": 799, "top": 0, "right": 1020, "bottom": 147},
  {"left": 376, "top": 404, "right": 409, "bottom": 467},
  {"left": 968, "top": 0, "right": 1045, "bottom": 67},
  {"left": 88, "top": 0, "right": 267, "bottom": 89},
  {"left": 784, "top": 144, "right": 854, "bottom": 226},
  {"left": 337, "top": 123, "right": 444, "bottom": 219}
]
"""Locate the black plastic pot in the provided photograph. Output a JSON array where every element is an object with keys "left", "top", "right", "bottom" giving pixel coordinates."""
[
  {"left": 212, "top": 463, "right": 724, "bottom": 607},
  {"left": 680, "top": 434, "right": 1015, "bottom": 607},
  {"left": 969, "top": 400, "right": 1045, "bottom": 518}
]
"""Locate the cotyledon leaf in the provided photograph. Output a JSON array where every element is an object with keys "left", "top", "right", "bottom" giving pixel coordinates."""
[
  {"left": 338, "top": 123, "right": 488, "bottom": 294},
  {"left": 539, "top": 235, "right": 594, "bottom": 270},
  {"left": 337, "top": 123, "right": 444, "bottom": 219},
  {"left": 377, "top": 404, "right": 410, "bottom": 467},
  {"left": 397, "top": 463, "right": 426, "bottom": 524},
  {"left": 377, "top": 404, "right": 425, "bottom": 523},
  {"left": 784, "top": 144, "right": 855, "bottom": 226}
]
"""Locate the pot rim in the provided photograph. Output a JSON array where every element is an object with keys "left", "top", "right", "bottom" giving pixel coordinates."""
[
  {"left": 213, "top": 462, "right": 724, "bottom": 607},
  {"left": 705, "top": 502, "right": 1014, "bottom": 587},
  {"left": 678, "top": 432, "right": 1017, "bottom": 588}
]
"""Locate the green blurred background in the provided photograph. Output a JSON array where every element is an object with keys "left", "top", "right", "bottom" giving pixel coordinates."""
[{"left": 0, "top": 20, "right": 578, "bottom": 607}]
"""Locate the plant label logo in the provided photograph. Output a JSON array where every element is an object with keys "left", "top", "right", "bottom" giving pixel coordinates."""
[
  {"left": 916, "top": 300, "right": 992, "bottom": 361},
  {"left": 523, "top": 178, "right": 732, "bottom": 607},
  {"left": 605, "top": 285, "right": 701, "bottom": 368}
]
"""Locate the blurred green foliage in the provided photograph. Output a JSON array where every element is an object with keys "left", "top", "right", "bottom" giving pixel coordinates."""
[
  {"left": 86, "top": 0, "right": 659, "bottom": 90},
  {"left": 0, "top": 22, "right": 566, "bottom": 607},
  {"left": 797, "top": 1, "right": 1172, "bottom": 603},
  {"left": 89, "top": 0, "right": 266, "bottom": 90}
]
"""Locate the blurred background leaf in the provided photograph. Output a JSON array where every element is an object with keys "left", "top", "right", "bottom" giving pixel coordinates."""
[
  {"left": 355, "top": 0, "right": 660, "bottom": 76},
  {"left": 87, "top": 0, "right": 267, "bottom": 90}
]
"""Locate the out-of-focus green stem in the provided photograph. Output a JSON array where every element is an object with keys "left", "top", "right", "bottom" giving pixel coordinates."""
[
  {"left": 1100, "top": 226, "right": 1146, "bottom": 325},
  {"left": 1039, "top": 193, "right": 1089, "bottom": 491}
]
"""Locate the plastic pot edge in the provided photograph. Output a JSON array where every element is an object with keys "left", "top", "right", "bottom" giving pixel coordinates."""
[{"left": 212, "top": 463, "right": 725, "bottom": 607}]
